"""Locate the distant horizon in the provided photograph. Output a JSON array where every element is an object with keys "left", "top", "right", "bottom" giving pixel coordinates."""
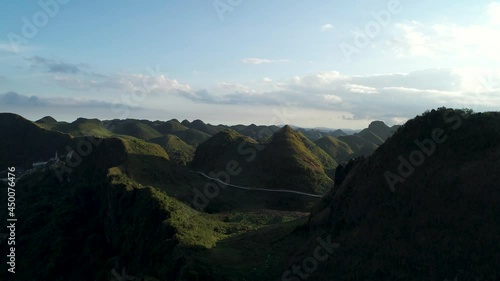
[{"left": 2, "top": 110, "right": 380, "bottom": 132}]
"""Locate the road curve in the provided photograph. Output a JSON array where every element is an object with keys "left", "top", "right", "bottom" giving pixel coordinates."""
[{"left": 190, "top": 171, "right": 323, "bottom": 198}]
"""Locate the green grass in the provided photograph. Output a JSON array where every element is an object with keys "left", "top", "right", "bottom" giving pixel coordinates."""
[
  {"left": 36, "top": 117, "right": 113, "bottom": 138},
  {"left": 153, "top": 119, "right": 189, "bottom": 134},
  {"left": 148, "top": 134, "right": 195, "bottom": 165},
  {"left": 108, "top": 119, "right": 163, "bottom": 140},
  {"left": 214, "top": 210, "right": 309, "bottom": 226},
  {"left": 260, "top": 126, "right": 334, "bottom": 194},
  {"left": 172, "top": 128, "right": 212, "bottom": 146},
  {"left": 119, "top": 136, "right": 169, "bottom": 159},
  {"left": 205, "top": 217, "right": 310, "bottom": 281},
  {"left": 297, "top": 131, "right": 338, "bottom": 169},
  {"left": 108, "top": 168, "right": 250, "bottom": 248},
  {"left": 315, "top": 136, "right": 354, "bottom": 163}
]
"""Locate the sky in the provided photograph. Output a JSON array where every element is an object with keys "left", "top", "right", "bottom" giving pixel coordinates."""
[{"left": 0, "top": 0, "right": 499, "bottom": 129}]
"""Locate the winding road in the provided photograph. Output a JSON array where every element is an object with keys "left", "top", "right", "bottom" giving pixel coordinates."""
[{"left": 190, "top": 171, "right": 323, "bottom": 198}]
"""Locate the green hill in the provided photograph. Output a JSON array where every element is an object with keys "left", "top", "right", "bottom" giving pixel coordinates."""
[
  {"left": 338, "top": 134, "right": 378, "bottom": 156},
  {"left": 40, "top": 117, "right": 113, "bottom": 138},
  {"left": 183, "top": 119, "right": 225, "bottom": 135},
  {"left": 191, "top": 129, "right": 260, "bottom": 176},
  {"left": 35, "top": 116, "right": 58, "bottom": 130},
  {"left": 192, "top": 126, "right": 333, "bottom": 195},
  {"left": 107, "top": 119, "right": 162, "bottom": 140},
  {"left": 296, "top": 132, "right": 337, "bottom": 169},
  {"left": 296, "top": 128, "right": 331, "bottom": 141},
  {"left": 149, "top": 134, "right": 195, "bottom": 165},
  {"left": 367, "top": 120, "right": 398, "bottom": 140},
  {"left": 153, "top": 119, "right": 189, "bottom": 134},
  {"left": 172, "top": 128, "right": 212, "bottom": 146},
  {"left": 356, "top": 128, "right": 385, "bottom": 145},
  {"left": 334, "top": 121, "right": 397, "bottom": 159},
  {"left": 259, "top": 125, "right": 333, "bottom": 194},
  {"left": 314, "top": 136, "right": 354, "bottom": 163},
  {"left": 230, "top": 124, "right": 281, "bottom": 142}
]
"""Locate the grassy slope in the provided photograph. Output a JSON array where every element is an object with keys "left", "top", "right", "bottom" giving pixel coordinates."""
[
  {"left": 192, "top": 127, "right": 333, "bottom": 195},
  {"left": 0, "top": 131, "right": 258, "bottom": 280},
  {"left": 107, "top": 120, "right": 163, "bottom": 140},
  {"left": 153, "top": 119, "right": 189, "bottom": 135},
  {"left": 259, "top": 126, "right": 333, "bottom": 194},
  {"left": 297, "top": 132, "right": 337, "bottom": 169},
  {"left": 38, "top": 118, "right": 114, "bottom": 138},
  {"left": 191, "top": 129, "right": 259, "bottom": 173},
  {"left": 149, "top": 134, "right": 195, "bottom": 165},
  {"left": 356, "top": 128, "right": 385, "bottom": 145},
  {"left": 314, "top": 136, "right": 354, "bottom": 163},
  {"left": 172, "top": 128, "right": 212, "bottom": 146},
  {"left": 187, "top": 119, "right": 225, "bottom": 135}
]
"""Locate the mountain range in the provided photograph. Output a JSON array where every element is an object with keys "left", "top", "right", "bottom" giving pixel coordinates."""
[{"left": 0, "top": 108, "right": 498, "bottom": 281}]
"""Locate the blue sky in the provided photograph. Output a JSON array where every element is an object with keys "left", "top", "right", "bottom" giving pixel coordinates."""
[{"left": 1, "top": 0, "right": 499, "bottom": 128}]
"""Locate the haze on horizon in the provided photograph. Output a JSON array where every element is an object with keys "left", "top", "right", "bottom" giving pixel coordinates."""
[{"left": 1, "top": 0, "right": 499, "bottom": 129}]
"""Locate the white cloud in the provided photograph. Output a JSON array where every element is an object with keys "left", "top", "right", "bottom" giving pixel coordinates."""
[
  {"left": 7, "top": 67, "right": 500, "bottom": 128},
  {"left": 49, "top": 71, "right": 191, "bottom": 96},
  {"left": 183, "top": 68, "right": 500, "bottom": 121},
  {"left": 216, "top": 82, "right": 258, "bottom": 95},
  {"left": 388, "top": 3, "right": 500, "bottom": 61},
  {"left": 321, "top": 24, "right": 334, "bottom": 31},
  {"left": 487, "top": 2, "right": 500, "bottom": 25},
  {"left": 19, "top": 54, "right": 500, "bottom": 125},
  {"left": 241, "top": 58, "right": 289, "bottom": 65},
  {"left": 324, "top": 94, "right": 342, "bottom": 103},
  {"left": 0, "top": 91, "right": 130, "bottom": 109},
  {"left": 346, "top": 84, "right": 378, "bottom": 94},
  {"left": 289, "top": 71, "right": 344, "bottom": 90}
]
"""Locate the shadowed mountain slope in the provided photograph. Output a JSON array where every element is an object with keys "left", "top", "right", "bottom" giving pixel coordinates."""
[
  {"left": 288, "top": 109, "right": 500, "bottom": 281},
  {"left": 0, "top": 113, "right": 72, "bottom": 168}
]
